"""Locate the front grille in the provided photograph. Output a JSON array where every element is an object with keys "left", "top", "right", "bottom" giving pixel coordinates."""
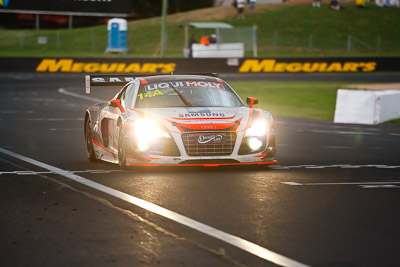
[{"left": 182, "top": 132, "right": 236, "bottom": 156}]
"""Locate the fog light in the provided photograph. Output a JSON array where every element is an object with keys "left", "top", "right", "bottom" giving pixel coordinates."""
[{"left": 247, "top": 137, "right": 263, "bottom": 151}]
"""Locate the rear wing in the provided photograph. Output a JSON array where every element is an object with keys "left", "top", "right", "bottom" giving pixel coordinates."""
[
  {"left": 85, "top": 73, "right": 219, "bottom": 94},
  {"left": 85, "top": 75, "right": 135, "bottom": 94}
]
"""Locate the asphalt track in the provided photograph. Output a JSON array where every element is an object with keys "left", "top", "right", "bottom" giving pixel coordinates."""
[{"left": 0, "top": 73, "right": 399, "bottom": 267}]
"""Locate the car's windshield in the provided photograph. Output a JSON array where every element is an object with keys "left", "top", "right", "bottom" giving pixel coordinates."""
[{"left": 134, "top": 80, "right": 244, "bottom": 108}]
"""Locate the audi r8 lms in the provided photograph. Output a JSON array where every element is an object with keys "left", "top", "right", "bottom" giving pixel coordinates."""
[{"left": 84, "top": 74, "right": 277, "bottom": 168}]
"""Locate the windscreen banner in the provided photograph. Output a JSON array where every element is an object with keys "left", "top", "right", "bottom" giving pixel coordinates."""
[
  {"left": 0, "top": 0, "right": 131, "bottom": 15},
  {"left": 0, "top": 57, "right": 399, "bottom": 73}
]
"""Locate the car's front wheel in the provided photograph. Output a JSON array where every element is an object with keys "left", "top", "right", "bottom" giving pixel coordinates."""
[
  {"left": 85, "top": 117, "right": 97, "bottom": 162},
  {"left": 118, "top": 128, "right": 128, "bottom": 169}
]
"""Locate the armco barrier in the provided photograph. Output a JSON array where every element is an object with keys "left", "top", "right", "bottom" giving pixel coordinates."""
[
  {"left": 0, "top": 56, "right": 400, "bottom": 73},
  {"left": 334, "top": 89, "right": 400, "bottom": 125}
]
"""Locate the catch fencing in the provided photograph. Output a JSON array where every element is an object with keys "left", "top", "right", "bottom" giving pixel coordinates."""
[
  {"left": 263, "top": 31, "right": 397, "bottom": 54},
  {"left": 0, "top": 29, "right": 399, "bottom": 55}
]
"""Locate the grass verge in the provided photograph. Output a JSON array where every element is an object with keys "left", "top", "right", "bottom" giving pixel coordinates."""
[{"left": 231, "top": 81, "right": 348, "bottom": 121}]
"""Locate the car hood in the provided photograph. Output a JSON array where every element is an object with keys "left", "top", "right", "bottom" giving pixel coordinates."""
[{"left": 134, "top": 107, "right": 252, "bottom": 133}]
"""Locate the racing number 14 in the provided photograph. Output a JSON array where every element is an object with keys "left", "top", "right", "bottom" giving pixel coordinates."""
[{"left": 137, "top": 90, "right": 164, "bottom": 100}]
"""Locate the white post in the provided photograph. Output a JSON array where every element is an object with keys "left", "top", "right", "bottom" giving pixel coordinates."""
[
  {"left": 377, "top": 35, "right": 381, "bottom": 53},
  {"left": 91, "top": 30, "right": 95, "bottom": 51},
  {"left": 57, "top": 30, "right": 60, "bottom": 49},
  {"left": 252, "top": 25, "right": 258, "bottom": 57},
  {"left": 273, "top": 31, "right": 278, "bottom": 49},
  {"left": 160, "top": 0, "right": 168, "bottom": 58},
  {"left": 35, "top": 14, "right": 40, "bottom": 30},
  {"left": 20, "top": 30, "right": 24, "bottom": 48},
  {"left": 347, "top": 35, "right": 351, "bottom": 54}
]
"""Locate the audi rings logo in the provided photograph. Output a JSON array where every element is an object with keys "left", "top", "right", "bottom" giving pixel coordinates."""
[{"left": 197, "top": 134, "right": 223, "bottom": 144}]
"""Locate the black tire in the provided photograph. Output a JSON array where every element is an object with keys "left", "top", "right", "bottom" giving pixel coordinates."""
[
  {"left": 118, "top": 128, "right": 128, "bottom": 169},
  {"left": 85, "top": 117, "right": 97, "bottom": 162}
]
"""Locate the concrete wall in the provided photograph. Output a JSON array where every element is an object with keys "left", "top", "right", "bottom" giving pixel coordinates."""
[{"left": 334, "top": 89, "right": 400, "bottom": 125}]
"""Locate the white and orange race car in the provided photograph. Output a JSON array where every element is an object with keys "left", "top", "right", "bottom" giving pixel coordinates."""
[{"left": 84, "top": 74, "right": 276, "bottom": 168}]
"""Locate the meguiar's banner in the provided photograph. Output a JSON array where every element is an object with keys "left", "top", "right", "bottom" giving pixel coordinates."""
[{"left": 0, "top": 57, "right": 399, "bottom": 73}]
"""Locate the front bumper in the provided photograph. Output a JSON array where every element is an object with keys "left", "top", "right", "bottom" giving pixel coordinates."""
[{"left": 125, "top": 129, "right": 277, "bottom": 167}]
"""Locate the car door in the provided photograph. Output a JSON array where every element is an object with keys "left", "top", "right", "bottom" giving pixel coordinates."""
[{"left": 100, "top": 83, "right": 131, "bottom": 152}]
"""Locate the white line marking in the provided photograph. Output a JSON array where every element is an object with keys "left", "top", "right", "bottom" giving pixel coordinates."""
[
  {"left": 58, "top": 88, "right": 104, "bottom": 103},
  {"left": 360, "top": 185, "right": 400, "bottom": 189},
  {"left": 17, "top": 118, "right": 84, "bottom": 121},
  {"left": 281, "top": 182, "right": 303, "bottom": 186},
  {"left": 270, "top": 164, "right": 400, "bottom": 170},
  {"left": 283, "top": 181, "right": 400, "bottom": 186},
  {"left": 0, "top": 169, "right": 122, "bottom": 175},
  {"left": 0, "top": 147, "right": 308, "bottom": 267}
]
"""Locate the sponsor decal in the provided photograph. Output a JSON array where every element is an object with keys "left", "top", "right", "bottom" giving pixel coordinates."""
[
  {"left": 226, "top": 58, "right": 240, "bottom": 66},
  {"left": 197, "top": 134, "right": 223, "bottom": 144},
  {"left": 186, "top": 107, "right": 211, "bottom": 113},
  {"left": 201, "top": 125, "right": 217, "bottom": 130},
  {"left": 36, "top": 59, "right": 176, "bottom": 73},
  {"left": 92, "top": 77, "right": 135, "bottom": 83},
  {"left": 0, "top": 0, "right": 10, "bottom": 8},
  {"left": 137, "top": 90, "right": 164, "bottom": 100},
  {"left": 178, "top": 113, "right": 225, "bottom": 118},
  {"left": 145, "top": 81, "right": 224, "bottom": 92},
  {"left": 239, "top": 59, "right": 377, "bottom": 73}
]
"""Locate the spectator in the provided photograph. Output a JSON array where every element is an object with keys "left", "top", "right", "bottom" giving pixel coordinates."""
[
  {"left": 232, "top": 0, "right": 238, "bottom": 13},
  {"left": 330, "top": 0, "right": 344, "bottom": 10},
  {"left": 200, "top": 36, "right": 210, "bottom": 45},
  {"left": 189, "top": 35, "right": 196, "bottom": 58},
  {"left": 356, "top": 0, "right": 366, "bottom": 7},
  {"left": 312, "top": 0, "right": 321, "bottom": 7},
  {"left": 237, "top": 0, "right": 246, "bottom": 19},
  {"left": 209, "top": 34, "right": 217, "bottom": 44},
  {"left": 249, "top": 0, "right": 257, "bottom": 13}
]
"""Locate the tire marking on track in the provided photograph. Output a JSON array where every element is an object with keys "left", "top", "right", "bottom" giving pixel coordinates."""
[
  {"left": 310, "top": 129, "right": 378, "bottom": 136},
  {"left": 0, "top": 147, "right": 309, "bottom": 267},
  {"left": 321, "top": 146, "right": 352, "bottom": 149},
  {"left": 58, "top": 88, "right": 104, "bottom": 103}
]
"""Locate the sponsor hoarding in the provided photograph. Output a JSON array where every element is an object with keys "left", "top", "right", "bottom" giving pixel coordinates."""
[{"left": 0, "top": 57, "right": 399, "bottom": 73}]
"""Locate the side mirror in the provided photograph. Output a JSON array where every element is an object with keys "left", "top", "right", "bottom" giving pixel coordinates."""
[
  {"left": 246, "top": 97, "right": 259, "bottom": 108},
  {"left": 109, "top": 99, "right": 125, "bottom": 112},
  {"left": 109, "top": 100, "right": 119, "bottom": 108}
]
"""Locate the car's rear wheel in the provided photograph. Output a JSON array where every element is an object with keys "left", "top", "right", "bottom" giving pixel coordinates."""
[
  {"left": 118, "top": 128, "right": 128, "bottom": 169},
  {"left": 85, "top": 117, "right": 97, "bottom": 162}
]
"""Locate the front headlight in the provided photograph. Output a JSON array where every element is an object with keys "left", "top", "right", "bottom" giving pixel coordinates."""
[
  {"left": 133, "top": 119, "right": 170, "bottom": 152},
  {"left": 245, "top": 120, "right": 269, "bottom": 137},
  {"left": 239, "top": 119, "right": 269, "bottom": 155}
]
